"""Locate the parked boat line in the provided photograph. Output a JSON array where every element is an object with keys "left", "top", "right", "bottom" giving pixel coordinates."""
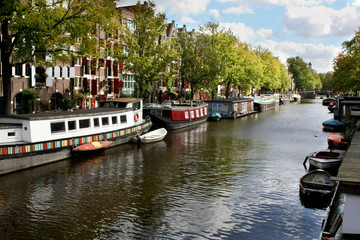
[{"left": 0, "top": 98, "right": 151, "bottom": 175}]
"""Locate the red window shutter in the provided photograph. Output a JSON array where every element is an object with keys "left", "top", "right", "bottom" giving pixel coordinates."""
[
  {"left": 83, "top": 78, "right": 88, "bottom": 90},
  {"left": 119, "top": 61, "right": 124, "bottom": 69},
  {"left": 106, "top": 60, "right": 111, "bottom": 68},
  {"left": 114, "top": 78, "right": 119, "bottom": 94},
  {"left": 91, "top": 60, "right": 96, "bottom": 75},
  {"left": 113, "top": 62, "right": 118, "bottom": 76},
  {"left": 91, "top": 79, "right": 97, "bottom": 96},
  {"left": 82, "top": 58, "right": 87, "bottom": 66},
  {"left": 99, "top": 59, "right": 104, "bottom": 68}
]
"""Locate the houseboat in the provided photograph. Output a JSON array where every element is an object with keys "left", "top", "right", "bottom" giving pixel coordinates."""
[
  {"left": 143, "top": 101, "right": 208, "bottom": 130},
  {"left": 253, "top": 95, "right": 276, "bottom": 112},
  {"left": 0, "top": 98, "right": 151, "bottom": 175},
  {"left": 206, "top": 98, "right": 255, "bottom": 119}
]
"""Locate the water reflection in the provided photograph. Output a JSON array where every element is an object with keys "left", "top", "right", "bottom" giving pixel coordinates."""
[{"left": 0, "top": 99, "right": 331, "bottom": 239}]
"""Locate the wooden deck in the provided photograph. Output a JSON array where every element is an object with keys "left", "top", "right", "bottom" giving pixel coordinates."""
[{"left": 334, "top": 132, "right": 360, "bottom": 193}]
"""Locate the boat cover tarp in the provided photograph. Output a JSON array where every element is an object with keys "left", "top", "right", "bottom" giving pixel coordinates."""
[{"left": 322, "top": 119, "right": 343, "bottom": 127}]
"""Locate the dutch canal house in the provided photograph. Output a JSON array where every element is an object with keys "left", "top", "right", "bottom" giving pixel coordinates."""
[{"left": 0, "top": 1, "right": 201, "bottom": 115}]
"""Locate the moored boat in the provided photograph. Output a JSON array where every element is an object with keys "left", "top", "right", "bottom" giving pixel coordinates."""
[
  {"left": 72, "top": 140, "right": 113, "bottom": 153},
  {"left": 143, "top": 101, "right": 208, "bottom": 130},
  {"left": 303, "top": 150, "right": 345, "bottom": 170},
  {"left": 328, "top": 134, "right": 349, "bottom": 150},
  {"left": 133, "top": 128, "right": 167, "bottom": 143},
  {"left": 322, "top": 119, "right": 345, "bottom": 132},
  {"left": 299, "top": 169, "right": 337, "bottom": 208},
  {"left": 205, "top": 98, "right": 254, "bottom": 119},
  {"left": 322, "top": 98, "right": 336, "bottom": 106},
  {"left": 253, "top": 95, "right": 276, "bottom": 112},
  {"left": 0, "top": 98, "right": 152, "bottom": 175},
  {"left": 207, "top": 113, "right": 222, "bottom": 121}
]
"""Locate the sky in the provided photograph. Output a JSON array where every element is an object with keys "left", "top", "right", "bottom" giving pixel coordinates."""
[{"left": 117, "top": 0, "right": 360, "bottom": 73}]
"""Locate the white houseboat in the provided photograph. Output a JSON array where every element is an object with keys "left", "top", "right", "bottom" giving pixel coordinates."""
[{"left": 0, "top": 98, "right": 151, "bottom": 175}]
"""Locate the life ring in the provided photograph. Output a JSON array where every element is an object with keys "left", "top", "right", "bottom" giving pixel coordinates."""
[{"left": 134, "top": 113, "right": 139, "bottom": 122}]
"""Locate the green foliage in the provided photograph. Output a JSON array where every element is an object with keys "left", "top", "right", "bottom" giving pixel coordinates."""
[
  {"left": 333, "top": 27, "right": 360, "bottom": 92},
  {"left": 287, "top": 56, "right": 318, "bottom": 90},
  {"left": 319, "top": 72, "right": 334, "bottom": 90},
  {"left": 20, "top": 89, "right": 39, "bottom": 114},
  {"left": 117, "top": 1, "right": 178, "bottom": 101},
  {"left": 1, "top": 0, "right": 120, "bottom": 114}
]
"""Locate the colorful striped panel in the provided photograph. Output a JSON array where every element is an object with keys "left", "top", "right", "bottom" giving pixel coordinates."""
[{"left": 0, "top": 122, "right": 150, "bottom": 156}]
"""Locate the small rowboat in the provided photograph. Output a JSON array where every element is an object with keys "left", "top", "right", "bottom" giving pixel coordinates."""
[
  {"left": 72, "top": 140, "right": 113, "bottom": 153},
  {"left": 322, "top": 119, "right": 345, "bottom": 132},
  {"left": 299, "top": 169, "right": 337, "bottom": 209},
  {"left": 327, "top": 134, "right": 349, "bottom": 150},
  {"left": 303, "top": 150, "right": 345, "bottom": 170},
  {"left": 133, "top": 128, "right": 167, "bottom": 144}
]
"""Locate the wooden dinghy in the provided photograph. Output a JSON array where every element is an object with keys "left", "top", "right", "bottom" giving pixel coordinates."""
[
  {"left": 72, "top": 140, "right": 113, "bottom": 154},
  {"left": 303, "top": 150, "right": 345, "bottom": 171},
  {"left": 299, "top": 169, "right": 337, "bottom": 209}
]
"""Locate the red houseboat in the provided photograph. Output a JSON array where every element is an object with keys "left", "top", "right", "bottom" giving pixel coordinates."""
[{"left": 143, "top": 101, "right": 208, "bottom": 130}]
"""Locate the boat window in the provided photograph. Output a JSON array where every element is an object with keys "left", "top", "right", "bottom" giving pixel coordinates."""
[
  {"left": 112, "top": 116, "right": 118, "bottom": 124},
  {"left": 200, "top": 108, "right": 203, "bottom": 117},
  {"left": 79, "top": 119, "right": 90, "bottom": 129},
  {"left": 190, "top": 111, "right": 195, "bottom": 119},
  {"left": 196, "top": 110, "right": 199, "bottom": 118},
  {"left": 184, "top": 111, "right": 189, "bottom": 119},
  {"left": 120, "top": 115, "right": 127, "bottom": 123},
  {"left": 7, "top": 132, "right": 16, "bottom": 137},
  {"left": 93, "top": 118, "right": 99, "bottom": 127},
  {"left": 51, "top": 122, "right": 66, "bottom": 133},
  {"left": 102, "top": 117, "right": 109, "bottom": 126},
  {"left": 133, "top": 101, "right": 140, "bottom": 110},
  {"left": 68, "top": 120, "right": 76, "bottom": 131}
]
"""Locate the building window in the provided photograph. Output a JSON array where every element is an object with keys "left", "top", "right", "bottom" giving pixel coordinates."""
[
  {"left": 15, "top": 64, "right": 22, "bottom": 76},
  {"left": 79, "top": 119, "right": 90, "bottom": 129},
  {"left": 120, "top": 115, "right": 127, "bottom": 123},
  {"left": 68, "top": 120, "right": 76, "bottom": 131},
  {"left": 51, "top": 122, "right": 65, "bottom": 133}
]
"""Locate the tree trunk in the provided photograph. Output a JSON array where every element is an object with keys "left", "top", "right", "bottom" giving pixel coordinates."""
[{"left": 1, "top": 19, "right": 12, "bottom": 115}]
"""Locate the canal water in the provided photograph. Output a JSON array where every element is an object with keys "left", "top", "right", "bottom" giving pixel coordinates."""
[{"left": 0, "top": 98, "right": 332, "bottom": 240}]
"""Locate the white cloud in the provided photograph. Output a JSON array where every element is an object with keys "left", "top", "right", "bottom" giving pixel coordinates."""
[
  {"left": 210, "top": 9, "right": 220, "bottom": 19},
  {"left": 259, "top": 39, "right": 340, "bottom": 72},
  {"left": 218, "top": 0, "right": 323, "bottom": 7},
  {"left": 223, "top": 6, "right": 254, "bottom": 14},
  {"left": 220, "top": 22, "right": 257, "bottom": 43},
  {"left": 284, "top": 2, "right": 360, "bottom": 38},
  {"left": 180, "top": 16, "right": 199, "bottom": 24},
  {"left": 155, "top": 0, "right": 211, "bottom": 16}
]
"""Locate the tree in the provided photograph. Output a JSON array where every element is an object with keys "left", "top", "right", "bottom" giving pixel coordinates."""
[
  {"left": 319, "top": 72, "right": 333, "bottom": 90},
  {"left": 332, "top": 27, "right": 360, "bottom": 92},
  {"left": 0, "top": 0, "right": 119, "bottom": 115},
  {"left": 118, "top": 1, "right": 178, "bottom": 101},
  {"left": 287, "top": 56, "right": 317, "bottom": 90}
]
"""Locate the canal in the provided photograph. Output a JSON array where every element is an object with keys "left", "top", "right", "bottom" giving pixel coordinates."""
[{"left": 0, "top": 98, "right": 332, "bottom": 240}]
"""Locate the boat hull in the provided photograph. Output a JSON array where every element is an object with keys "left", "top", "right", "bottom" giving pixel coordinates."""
[
  {"left": 0, "top": 121, "right": 151, "bottom": 175},
  {"left": 149, "top": 114, "right": 208, "bottom": 130},
  {"left": 299, "top": 170, "right": 337, "bottom": 209},
  {"left": 308, "top": 156, "right": 342, "bottom": 170},
  {"left": 134, "top": 128, "right": 167, "bottom": 143}
]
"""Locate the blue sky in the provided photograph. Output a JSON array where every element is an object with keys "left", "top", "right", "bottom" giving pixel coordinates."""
[{"left": 118, "top": 0, "right": 360, "bottom": 73}]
